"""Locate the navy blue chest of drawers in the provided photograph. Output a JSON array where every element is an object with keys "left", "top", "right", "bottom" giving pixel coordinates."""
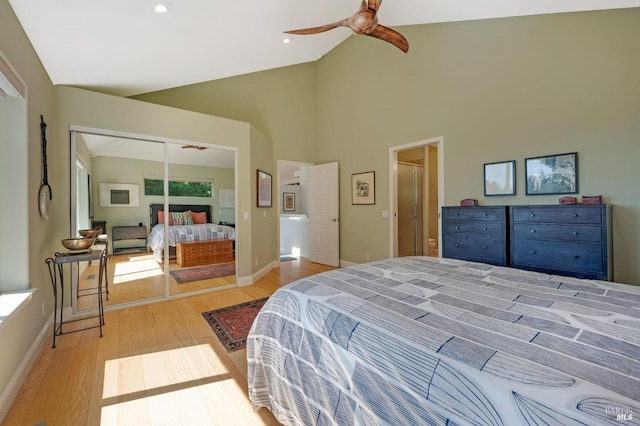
[
  {"left": 510, "top": 204, "right": 611, "bottom": 280},
  {"left": 442, "top": 206, "right": 509, "bottom": 266}
]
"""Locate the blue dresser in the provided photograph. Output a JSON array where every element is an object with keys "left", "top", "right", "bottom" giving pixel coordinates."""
[
  {"left": 510, "top": 204, "right": 611, "bottom": 280},
  {"left": 442, "top": 206, "right": 509, "bottom": 266}
]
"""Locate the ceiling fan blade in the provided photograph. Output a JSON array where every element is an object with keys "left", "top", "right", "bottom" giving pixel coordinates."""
[
  {"left": 182, "top": 145, "right": 207, "bottom": 150},
  {"left": 367, "top": 0, "right": 383, "bottom": 13},
  {"left": 285, "top": 20, "right": 348, "bottom": 35},
  {"left": 368, "top": 25, "right": 409, "bottom": 52}
]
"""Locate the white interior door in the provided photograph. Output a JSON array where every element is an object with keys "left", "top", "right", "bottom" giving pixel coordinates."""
[{"left": 309, "top": 162, "right": 340, "bottom": 266}]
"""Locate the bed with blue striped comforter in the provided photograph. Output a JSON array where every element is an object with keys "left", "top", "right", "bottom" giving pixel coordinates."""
[{"left": 247, "top": 256, "right": 639, "bottom": 425}]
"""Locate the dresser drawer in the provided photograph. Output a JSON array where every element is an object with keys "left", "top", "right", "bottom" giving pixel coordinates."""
[
  {"left": 443, "top": 221, "right": 504, "bottom": 236},
  {"left": 443, "top": 236, "right": 505, "bottom": 265},
  {"left": 511, "top": 239, "right": 604, "bottom": 276},
  {"left": 511, "top": 206, "right": 602, "bottom": 224},
  {"left": 112, "top": 226, "right": 147, "bottom": 240},
  {"left": 512, "top": 223, "right": 602, "bottom": 243},
  {"left": 442, "top": 207, "right": 506, "bottom": 222}
]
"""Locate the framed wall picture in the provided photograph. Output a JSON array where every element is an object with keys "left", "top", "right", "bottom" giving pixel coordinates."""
[
  {"left": 99, "top": 183, "right": 140, "bottom": 207},
  {"left": 484, "top": 160, "right": 516, "bottom": 196},
  {"left": 525, "top": 152, "right": 578, "bottom": 195},
  {"left": 352, "top": 171, "right": 375, "bottom": 205},
  {"left": 283, "top": 192, "right": 295, "bottom": 211},
  {"left": 257, "top": 169, "right": 272, "bottom": 207}
]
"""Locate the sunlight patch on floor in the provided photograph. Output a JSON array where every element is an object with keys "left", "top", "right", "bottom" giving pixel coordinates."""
[
  {"left": 103, "top": 344, "right": 228, "bottom": 398},
  {"left": 101, "top": 344, "right": 250, "bottom": 423},
  {"left": 113, "top": 255, "right": 163, "bottom": 284},
  {"left": 100, "top": 379, "right": 253, "bottom": 425}
]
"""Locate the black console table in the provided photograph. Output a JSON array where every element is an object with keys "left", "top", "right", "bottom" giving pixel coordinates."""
[{"left": 45, "top": 247, "right": 107, "bottom": 348}]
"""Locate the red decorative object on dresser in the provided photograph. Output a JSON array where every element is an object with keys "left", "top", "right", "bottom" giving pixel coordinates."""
[
  {"left": 460, "top": 199, "right": 478, "bottom": 206},
  {"left": 558, "top": 196, "right": 578, "bottom": 205},
  {"left": 582, "top": 195, "right": 603, "bottom": 204}
]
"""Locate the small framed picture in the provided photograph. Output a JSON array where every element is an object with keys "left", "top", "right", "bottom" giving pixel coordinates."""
[
  {"left": 283, "top": 192, "right": 295, "bottom": 211},
  {"left": 257, "top": 169, "right": 272, "bottom": 207},
  {"left": 525, "top": 152, "right": 578, "bottom": 195},
  {"left": 484, "top": 160, "right": 516, "bottom": 196},
  {"left": 352, "top": 171, "right": 375, "bottom": 205}
]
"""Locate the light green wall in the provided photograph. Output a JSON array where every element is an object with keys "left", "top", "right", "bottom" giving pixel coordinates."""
[
  {"left": 132, "top": 63, "right": 318, "bottom": 164},
  {"left": 90, "top": 156, "right": 234, "bottom": 233},
  {"left": 250, "top": 127, "right": 277, "bottom": 273},
  {"left": 53, "top": 86, "right": 258, "bottom": 281},
  {"left": 136, "top": 8, "right": 640, "bottom": 285},
  {"left": 1, "top": 0, "right": 56, "bottom": 402},
  {"left": 316, "top": 9, "right": 640, "bottom": 284}
]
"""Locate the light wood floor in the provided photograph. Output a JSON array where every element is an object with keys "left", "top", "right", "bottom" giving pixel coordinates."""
[
  {"left": 78, "top": 252, "right": 238, "bottom": 311},
  {"left": 3, "top": 258, "right": 336, "bottom": 426}
]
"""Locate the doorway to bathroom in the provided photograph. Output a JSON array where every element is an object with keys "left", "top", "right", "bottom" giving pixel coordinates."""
[{"left": 389, "top": 137, "right": 444, "bottom": 259}]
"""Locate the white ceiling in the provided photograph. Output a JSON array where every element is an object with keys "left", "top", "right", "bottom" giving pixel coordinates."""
[
  {"left": 9, "top": 0, "right": 640, "bottom": 97},
  {"left": 80, "top": 132, "right": 236, "bottom": 169}
]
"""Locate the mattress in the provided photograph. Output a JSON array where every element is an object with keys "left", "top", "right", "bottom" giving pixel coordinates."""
[{"left": 247, "top": 256, "right": 639, "bottom": 425}]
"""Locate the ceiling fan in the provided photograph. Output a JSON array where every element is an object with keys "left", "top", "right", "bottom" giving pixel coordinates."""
[
  {"left": 285, "top": 0, "right": 409, "bottom": 53},
  {"left": 182, "top": 145, "right": 207, "bottom": 150}
]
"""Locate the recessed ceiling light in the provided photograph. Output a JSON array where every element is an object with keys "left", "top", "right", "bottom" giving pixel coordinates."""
[
  {"left": 282, "top": 38, "right": 291, "bottom": 44},
  {"left": 154, "top": 2, "right": 172, "bottom": 14}
]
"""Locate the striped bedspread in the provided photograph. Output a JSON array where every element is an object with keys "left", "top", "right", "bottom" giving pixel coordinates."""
[
  {"left": 247, "top": 256, "right": 639, "bottom": 425},
  {"left": 147, "top": 223, "right": 235, "bottom": 262}
]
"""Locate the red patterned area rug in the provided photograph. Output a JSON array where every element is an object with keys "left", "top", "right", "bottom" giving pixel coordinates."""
[
  {"left": 170, "top": 262, "right": 235, "bottom": 284},
  {"left": 201, "top": 298, "right": 269, "bottom": 352}
]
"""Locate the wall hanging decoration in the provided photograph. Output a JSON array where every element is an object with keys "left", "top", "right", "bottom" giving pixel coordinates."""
[
  {"left": 352, "top": 171, "right": 375, "bottom": 205},
  {"left": 283, "top": 193, "right": 295, "bottom": 211},
  {"left": 38, "top": 115, "right": 52, "bottom": 219},
  {"left": 99, "top": 183, "right": 140, "bottom": 207},
  {"left": 525, "top": 152, "right": 577, "bottom": 195},
  {"left": 257, "top": 170, "right": 272, "bottom": 207},
  {"left": 219, "top": 188, "right": 235, "bottom": 208},
  {"left": 484, "top": 160, "right": 516, "bottom": 196}
]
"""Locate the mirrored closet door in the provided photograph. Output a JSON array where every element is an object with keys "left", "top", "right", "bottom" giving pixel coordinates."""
[{"left": 70, "top": 129, "right": 237, "bottom": 313}]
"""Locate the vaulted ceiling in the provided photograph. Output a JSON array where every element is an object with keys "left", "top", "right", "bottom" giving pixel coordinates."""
[{"left": 10, "top": 0, "right": 640, "bottom": 97}]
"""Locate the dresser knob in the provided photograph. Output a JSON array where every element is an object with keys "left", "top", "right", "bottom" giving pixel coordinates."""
[
  {"left": 455, "top": 226, "right": 460, "bottom": 229},
  {"left": 530, "top": 213, "right": 535, "bottom": 217},
  {"left": 531, "top": 250, "right": 537, "bottom": 254},
  {"left": 455, "top": 243, "right": 460, "bottom": 247},
  {"left": 531, "top": 229, "right": 536, "bottom": 233},
  {"left": 574, "top": 255, "right": 580, "bottom": 259},
  {"left": 483, "top": 227, "right": 487, "bottom": 231},
  {"left": 483, "top": 246, "right": 488, "bottom": 249},
  {"left": 573, "top": 232, "right": 579, "bottom": 235},
  {"left": 574, "top": 214, "right": 578, "bottom": 217},
  {"left": 483, "top": 213, "right": 488, "bottom": 216}
]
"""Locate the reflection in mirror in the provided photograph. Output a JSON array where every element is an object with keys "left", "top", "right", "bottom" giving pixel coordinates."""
[
  {"left": 166, "top": 143, "right": 237, "bottom": 296},
  {"left": 72, "top": 130, "right": 236, "bottom": 313}
]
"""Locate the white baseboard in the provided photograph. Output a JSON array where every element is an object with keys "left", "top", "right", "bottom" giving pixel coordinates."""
[
  {"left": 237, "top": 260, "right": 278, "bottom": 287},
  {"left": 0, "top": 313, "right": 52, "bottom": 423}
]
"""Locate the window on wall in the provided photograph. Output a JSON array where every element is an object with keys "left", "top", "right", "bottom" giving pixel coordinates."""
[
  {"left": 144, "top": 177, "right": 214, "bottom": 197},
  {"left": 0, "top": 55, "right": 29, "bottom": 301}
]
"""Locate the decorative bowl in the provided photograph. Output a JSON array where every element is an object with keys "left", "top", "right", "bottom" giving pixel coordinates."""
[
  {"left": 78, "top": 227, "right": 102, "bottom": 238},
  {"left": 61, "top": 238, "right": 95, "bottom": 251}
]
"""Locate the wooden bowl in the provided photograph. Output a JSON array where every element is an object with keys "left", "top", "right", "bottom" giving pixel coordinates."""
[
  {"left": 61, "top": 238, "right": 95, "bottom": 251},
  {"left": 78, "top": 228, "right": 101, "bottom": 238}
]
